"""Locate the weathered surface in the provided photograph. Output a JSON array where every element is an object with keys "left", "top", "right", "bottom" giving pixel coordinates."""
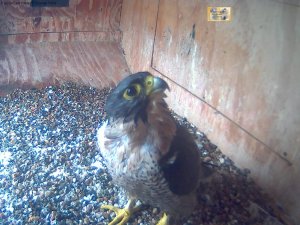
[
  {"left": 0, "top": 0, "right": 123, "bottom": 42},
  {"left": 153, "top": 0, "right": 300, "bottom": 164},
  {"left": 120, "top": 0, "right": 300, "bottom": 223},
  {"left": 0, "top": 31, "right": 121, "bottom": 44},
  {"left": 0, "top": 41, "right": 130, "bottom": 95},
  {"left": 0, "top": 0, "right": 128, "bottom": 94},
  {"left": 120, "top": 0, "right": 159, "bottom": 71}
]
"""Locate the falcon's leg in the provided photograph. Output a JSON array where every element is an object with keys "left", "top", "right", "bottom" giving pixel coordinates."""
[
  {"left": 101, "top": 199, "right": 141, "bottom": 225},
  {"left": 157, "top": 213, "right": 169, "bottom": 225}
]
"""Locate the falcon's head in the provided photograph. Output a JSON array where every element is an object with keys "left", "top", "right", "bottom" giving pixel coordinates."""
[{"left": 105, "top": 72, "right": 169, "bottom": 123}]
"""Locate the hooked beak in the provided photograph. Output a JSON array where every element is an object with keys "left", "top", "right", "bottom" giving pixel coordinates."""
[{"left": 152, "top": 76, "right": 170, "bottom": 94}]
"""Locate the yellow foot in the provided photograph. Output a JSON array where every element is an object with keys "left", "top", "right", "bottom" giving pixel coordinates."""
[
  {"left": 101, "top": 204, "right": 131, "bottom": 225},
  {"left": 157, "top": 213, "right": 169, "bottom": 225},
  {"left": 101, "top": 199, "right": 141, "bottom": 225}
]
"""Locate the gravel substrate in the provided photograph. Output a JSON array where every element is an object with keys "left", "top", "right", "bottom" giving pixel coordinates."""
[{"left": 0, "top": 83, "right": 289, "bottom": 225}]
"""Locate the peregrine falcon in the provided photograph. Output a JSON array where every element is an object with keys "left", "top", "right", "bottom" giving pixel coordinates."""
[{"left": 97, "top": 72, "right": 210, "bottom": 225}]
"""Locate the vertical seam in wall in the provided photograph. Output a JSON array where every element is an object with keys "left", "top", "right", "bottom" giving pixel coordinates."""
[
  {"left": 150, "top": 0, "right": 161, "bottom": 68},
  {"left": 147, "top": 0, "right": 291, "bottom": 166},
  {"left": 117, "top": 0, "right": 124, "bottom": 43}
]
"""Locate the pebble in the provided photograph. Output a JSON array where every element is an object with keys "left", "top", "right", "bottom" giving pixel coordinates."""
[
  {"left": 219, "top": 157, "right": 225, "bottom": 164},
  {"left": 0, "top": 83, "right": 289, "bottom": 225}
]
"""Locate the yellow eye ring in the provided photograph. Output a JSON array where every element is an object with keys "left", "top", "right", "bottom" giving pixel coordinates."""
[
  {"left": 123, "top": 84, "right": 141, "bottom": 100},
  {"left": 145, "top": 76, "right": 154, "bottom": 95}
]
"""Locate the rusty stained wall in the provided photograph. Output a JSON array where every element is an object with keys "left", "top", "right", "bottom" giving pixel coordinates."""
[
  {"left": 0, "top": 0, "right": 123, "bottom": 43},
  {"left": 120, "top": 0, "right": 300, "bottom": 223},
  {"left": 153, "top": 0, "right": 300, "bottom": 164},
  {"left": 0, "top": 0, "right": 130, "bottom": 94},
  {"left": 0, "top": 42, "right": 129, "bottom": 95}
]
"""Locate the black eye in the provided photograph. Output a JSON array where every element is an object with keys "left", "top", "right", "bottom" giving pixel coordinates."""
[
  {"left": 123, "top": 84, "right": 141, "bottom": 100},
  {"left": 126, "top": 86, "right": 137, "bottom": 96}
]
